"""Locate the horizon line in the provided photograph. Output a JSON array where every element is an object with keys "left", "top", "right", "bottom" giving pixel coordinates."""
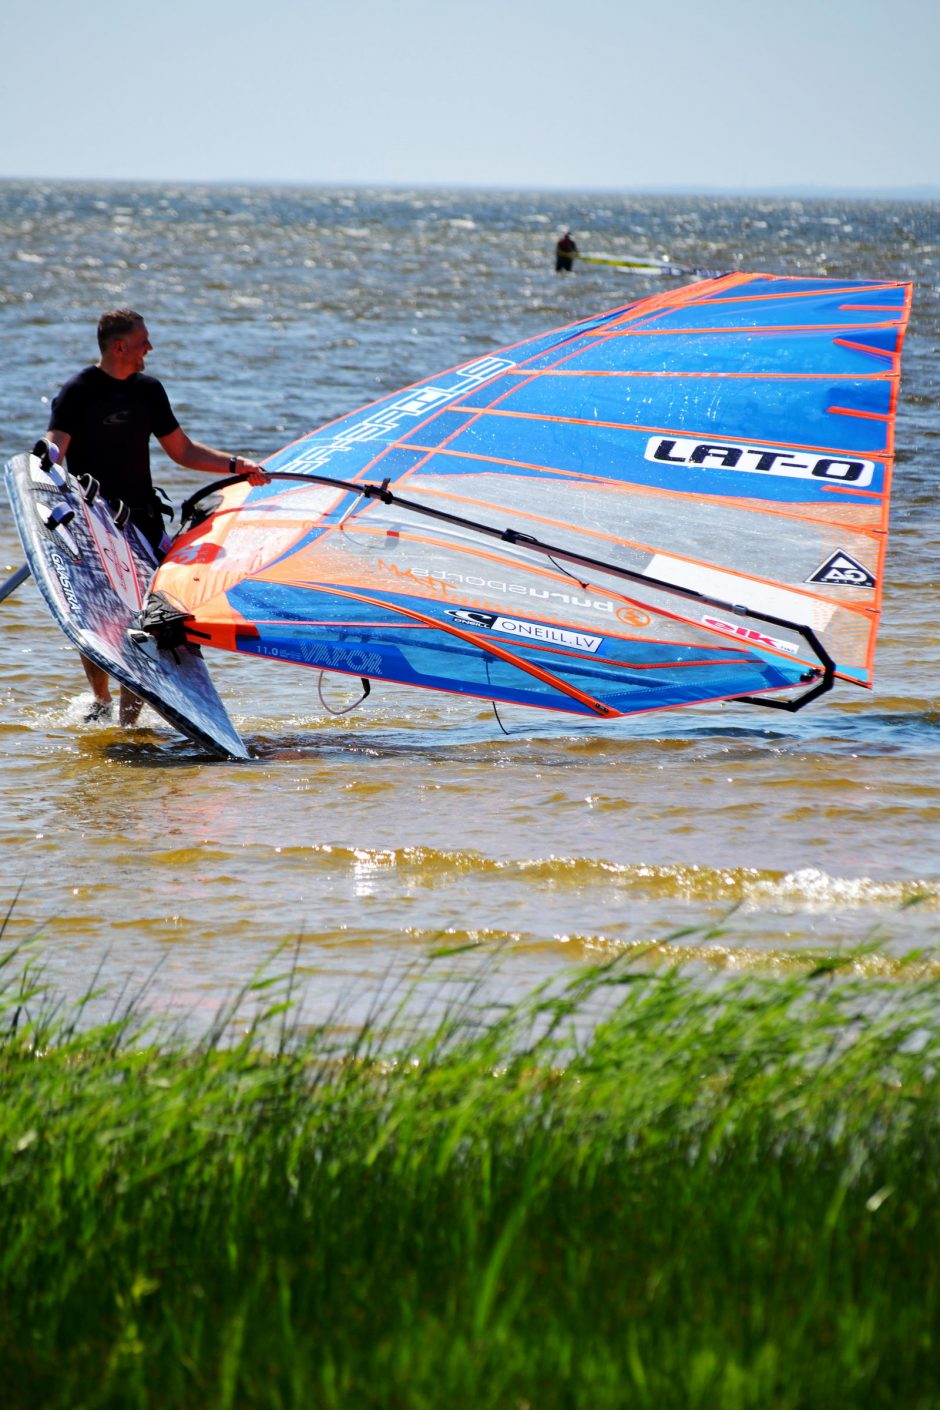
[{"left": 1, "top": 173, "right": 938, "bottom": 202}]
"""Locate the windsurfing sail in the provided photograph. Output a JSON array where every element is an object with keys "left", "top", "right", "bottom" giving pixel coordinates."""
[
  {"left": 575, "top": 252, "right": 692, "bottom": 275},
  {"left": 146, "top": 272, "right": 911, "bottom": 726}
]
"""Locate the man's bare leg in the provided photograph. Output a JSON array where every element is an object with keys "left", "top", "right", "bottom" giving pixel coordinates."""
[
  {"left": 119, "top": 687, "right": 143, "bottom": 726},
  {"left": 80, "top": 653, "right": 140, "bottom": 725},
  {"left": 80, "top": 653, "right": 112, "bottom": 720}
]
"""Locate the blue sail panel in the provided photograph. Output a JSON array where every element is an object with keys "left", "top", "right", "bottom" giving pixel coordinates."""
[
  {"left": 453, "top": 374, "right": 893, "bottom": 454},
  {"left": 520, "top": 328, "right": 901, "bottom": 376},
  {"left": 225, "top": 578, "right": 809, "bottom": 718}
]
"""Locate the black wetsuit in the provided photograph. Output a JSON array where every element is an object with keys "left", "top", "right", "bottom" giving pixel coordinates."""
[
  {"left": 555, "top": 235, "right": 578, "bottom": 272},
  {"left": 48, "top": 366, "right": 179, "bottom": 553}
]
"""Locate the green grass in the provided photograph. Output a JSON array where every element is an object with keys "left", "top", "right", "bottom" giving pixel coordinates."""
[{"left": 0, "top": 939, "right": 938, "bottom": 1409}]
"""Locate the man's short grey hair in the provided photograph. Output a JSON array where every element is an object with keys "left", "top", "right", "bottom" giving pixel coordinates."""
[{"left": 97, "top": 309, "right": 144, "bottom": 353}]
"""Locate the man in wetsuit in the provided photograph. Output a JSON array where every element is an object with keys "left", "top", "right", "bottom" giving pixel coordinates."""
[
  {"left": 47, "top": 308, "right": 268, "bottom": 725},
  {"left": 555, "top": 231, "right": 578, "bottom": 272}
]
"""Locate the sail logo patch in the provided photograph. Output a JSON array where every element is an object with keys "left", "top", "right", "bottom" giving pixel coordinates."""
[
  {"left": 409, "top": 566, "right": 623, "bottom": 622},
  {"left": 806, "top": 550, "right": 876, "bottom": 588},
  {"left": 701, "top": 615, "right": 802, "bottom": 656},
  {"left": 645, "top": 436, "right": 877, "bottom": 488},
  {"left": 284, "top": 355, "right": 517, "bottom": 473},
  {"left": 301, "top": 644, "right": 383, "bottom": 675},
  {"left": 615, "top": 604, "right": 651, "bottom": 627},
  {"left": 446, "top": 609, "right": 603, "bottom": 654}
]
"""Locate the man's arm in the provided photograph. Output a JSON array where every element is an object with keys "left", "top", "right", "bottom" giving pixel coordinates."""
[
  {"left": 46, "top": 429, "right": 71, "bottom": 458},
  {"left": 158, "top": 427, "right": 269, "bottom": 485}
]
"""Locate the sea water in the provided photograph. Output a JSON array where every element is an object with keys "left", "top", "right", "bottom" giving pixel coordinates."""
[{"left": 1, "top": 181, "right": 938, "bottom": 1031}]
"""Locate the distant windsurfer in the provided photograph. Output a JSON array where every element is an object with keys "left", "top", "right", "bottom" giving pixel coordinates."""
[
  {"left": 555, "top": 231, "right": 578, "bottom": 272},
  {"left": 46, "top": 308, "right": 269, "bottom": 725}
]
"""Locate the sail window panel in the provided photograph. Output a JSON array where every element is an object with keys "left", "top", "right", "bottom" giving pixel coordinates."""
[
  {"left": 253, "top": 524, "right": 671, "bottom": 647},
  {"left": 232, "top": 558, "right": 736, "bottom": 672},
  {"left": 383, "top": 473, "right": 880, "bottom": 679},
  {"left": 209, "top": 476, "right": 878, "bottom": 684},
  {"left": 257, "top": 518, "right": 814, "bottom": 677},
  {"left": 402, "top": 470, "right": 879, "bottom": 610}
]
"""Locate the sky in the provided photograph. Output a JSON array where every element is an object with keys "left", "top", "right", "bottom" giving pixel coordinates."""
[{"left": 3, "top": 0, "right": 938, "bottom": 193}]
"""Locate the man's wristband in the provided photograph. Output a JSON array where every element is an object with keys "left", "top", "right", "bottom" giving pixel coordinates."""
[{"left": 228, "top": 456, "right": 238, "bottom": 475}]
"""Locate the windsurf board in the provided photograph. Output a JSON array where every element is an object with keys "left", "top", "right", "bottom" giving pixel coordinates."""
[{"left": 3, "top": 446, "right": 249, "bottom": 760}]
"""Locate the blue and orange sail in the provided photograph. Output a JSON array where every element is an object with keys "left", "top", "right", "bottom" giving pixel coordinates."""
[{"left": 152, "top": 272, "right": 912, "bottom": 721}]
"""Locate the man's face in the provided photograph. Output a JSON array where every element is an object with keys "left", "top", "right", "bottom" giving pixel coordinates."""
[{"left": 114, "top": 322, "right": 152, "bottom": 373}]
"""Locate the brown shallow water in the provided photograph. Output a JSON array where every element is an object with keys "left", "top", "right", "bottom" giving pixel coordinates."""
[{"left": 1, "top": 182, "right": 938, "bottom": 1031}]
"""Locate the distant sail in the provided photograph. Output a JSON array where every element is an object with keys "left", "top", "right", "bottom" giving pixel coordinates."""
[
  {"left": 151, "top": 273, "right": 912, "bottom": 722},
  {"left": 575, "top": 252, "right": 692, "bottom": 275}
]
